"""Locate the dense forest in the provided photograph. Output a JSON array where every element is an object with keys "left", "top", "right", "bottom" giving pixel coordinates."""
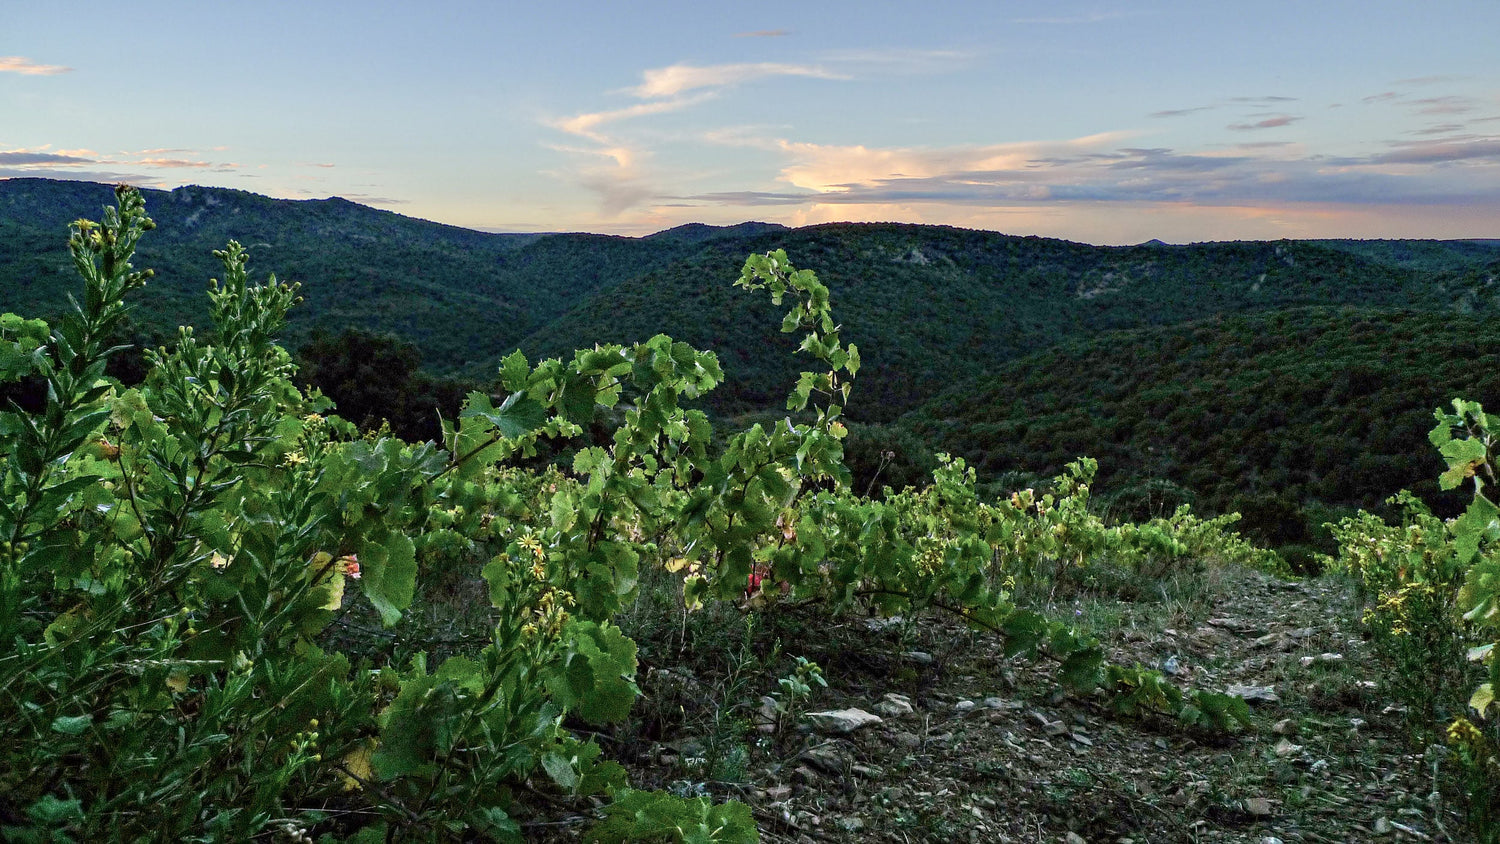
[{"left": 885, "top": 306, "right": 1500, "bottom": 559}]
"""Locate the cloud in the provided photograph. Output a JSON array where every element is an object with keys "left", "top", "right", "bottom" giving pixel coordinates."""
[
  {"left": 1410, "top": 123, "right": 1468, "bottom": 137},
  {"left": 735, "top": 29, "right": 789, "bottom": 38},
  {"left": 1393, "top": 75, "right": 1465, "bottom": 86},
  {"left": 0, "top": 56, "right": 72, "bottom": 75},
  {"left": 1361, "top": 90, "right": 1481, "bottom": 116},
  {"left": 1374, "top": 139, "right": 1500, "bottom": 164},
  {"left": 1411, "top": 96, "right": 1475, "bottom": 115},
  {"left": 550, "top": 94, "right": 710, "bottom": 144},
  {"left": 135, "top": 158, "right": 214, "bottom": 168},
  {"left": 1150, "top": 106, "right": 1216, "bottom": 118},
  {"left": 1108, "top": 149, "right": 1251, "bottom": 172},
  {"left": 676, "top": 127, "right": 1500, "bottom": 220},
  {"left": 1227, "top": 115, "right": 1301, "bottom": 130},
  {"left": 756, "top": 131, "right": 1137, "bottom": 195},
  {"left": 0, "top": 145, "right": 256, "bottom": 188},
  {"left": 546, "top": 59, "right": 851, "bottom": 218},
  {"left": 0, "top": 150, "right": 93, "bottom": 165},
  {"left": 629, "top": 62, "right": 845, "bottom": 99},
  {"left": 0, "top": 168, "right": 162, "bottom": 185},
  {"left": 671, "top": 190, "right": 812, "bottom": 206},
  {"left": 1151, "top": 97, "right": 1294, "bottom": 119},
  {"left": 577, "top": 170, "right": 656, "bottom": 215}
]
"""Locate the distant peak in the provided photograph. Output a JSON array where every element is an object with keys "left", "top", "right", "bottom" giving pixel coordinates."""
[{"left": 645, "top": 221, "right": 790, "bottom": 242}]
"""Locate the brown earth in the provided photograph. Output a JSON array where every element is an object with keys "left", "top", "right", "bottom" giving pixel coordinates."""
[{"left": 531, "top": 565, "right": 1475, "bottom": 843}]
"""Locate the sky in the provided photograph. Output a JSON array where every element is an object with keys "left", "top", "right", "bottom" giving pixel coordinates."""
[{"left": 4, "top": 1, "right": 1499, "bottom": 244}]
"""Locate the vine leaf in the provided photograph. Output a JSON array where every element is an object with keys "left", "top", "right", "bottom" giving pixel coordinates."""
[
  {"left": 358, "top": 532, "right": 417, "bottom": 626},
  {"left": 460, "top": 390, "right": 546, "bottom": 440}
]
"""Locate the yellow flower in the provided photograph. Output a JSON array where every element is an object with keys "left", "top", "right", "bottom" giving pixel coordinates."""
[
  {"left": 210, "top": 551, "right": 230, "bottom": 570},
  {"left": 518, "top": 534, "right": 545, "bottom": 561},
  {"left": 1449, "top": 717, "right": 1484, "bottom": 746},
  {"left": 283, "top": 451, "right": 308, "bottom": 467}
]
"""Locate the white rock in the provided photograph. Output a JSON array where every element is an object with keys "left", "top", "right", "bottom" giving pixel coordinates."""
[
  {"left": 1244, "top": 797, "right": 1275, "bottom": 815},
  {"left": 804, "top": 708, "right": 883, "bottom": 734},
  {"left": 1227, "top": 684, "right": 1280, "bottom": 703},
  {"left": 875, "top": 693, "right": 915, "bottom": 717}
]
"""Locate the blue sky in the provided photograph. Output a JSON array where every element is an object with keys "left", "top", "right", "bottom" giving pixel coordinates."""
[{"left": 4, "top": 1, "right": 1498, "bottom": 243}]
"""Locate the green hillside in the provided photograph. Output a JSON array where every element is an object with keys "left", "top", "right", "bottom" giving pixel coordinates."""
[
  {"left": 891, "top": 306, "right": 1500, "bottom": 554},
  {"left": 522, "top": 223, "right": 1499, "bottom": 422},
  {"left": 1314, "top": 238, "right": 1500, "bottom": 273},
  {"left": 6, "top": 179, "right": 1497, "bottom": 428},
  {"left": 0, "top": 178, "right": 707, "bottom": 376}
]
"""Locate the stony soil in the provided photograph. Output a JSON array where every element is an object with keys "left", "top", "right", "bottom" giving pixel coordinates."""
[{"left": 532, "top": 565, "right": 1479, "bottom": 843}]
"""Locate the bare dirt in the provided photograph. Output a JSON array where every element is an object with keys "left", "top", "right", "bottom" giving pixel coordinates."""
[{"left": 556, "top": 565, "right": 1475, "bottom": 843}]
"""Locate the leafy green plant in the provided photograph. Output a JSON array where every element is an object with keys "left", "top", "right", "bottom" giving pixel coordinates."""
[
  {"left": 774, "top": 655, "right": 826, "bottom": 713},
  {"left": 1323, "top": 398, "right": 1500, "bottom": 839},
  {"left": 1323, "top": 492, "right": 1471, "bottom": 728},
  {"left": 0, "top": 187, "right": 766, "bottom": 842}
]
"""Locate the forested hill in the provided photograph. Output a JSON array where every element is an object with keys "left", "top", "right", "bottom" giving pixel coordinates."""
[
  {"left": 520, "top": 224, "right": 1500, "bottom": 420},
  {"left": 3, "top": 178, "right": 1499, "bottom": 425},
  {"left": 882, "top": 306, "right": 1500, "bottom": 558},
  {"left": 0, "top": 178, "right": 715, "bottom": 373}
]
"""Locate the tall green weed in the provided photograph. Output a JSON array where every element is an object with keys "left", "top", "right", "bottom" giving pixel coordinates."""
[{"left": 1323, "top": 399, "right": 1500, "bottom": 839}]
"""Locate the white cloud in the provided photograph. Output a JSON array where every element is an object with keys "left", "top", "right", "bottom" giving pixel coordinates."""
[
  {"left": 766, "top": 132, "right": 1138, "bottom": 193},
  {"left": 544, "top": 61, "right": 845, "bottom": 218},
  {"left": 549, "top": 94, "right": 712, "bottom": 144},
  {"left": 629, "top": 62, "right": 845, "bottom": 99},
  {"left": 0, "top": 56, "right": 73, "bottom": 75}
]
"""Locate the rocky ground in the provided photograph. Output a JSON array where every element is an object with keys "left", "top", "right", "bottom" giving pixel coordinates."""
[{"left": 545, "top": 565, "right": 1478, "bottom": 843}]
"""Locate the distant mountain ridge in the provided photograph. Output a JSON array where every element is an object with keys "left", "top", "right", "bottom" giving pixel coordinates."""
[
  {"left": 0, "top": 178, "right": 713, "bottom": 373},
  {"left": 644, "top": 221, "right": 790, "bottom": 243},
  {"left": 3, "top": 178, "right": 1498, "bottom": 425}
]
